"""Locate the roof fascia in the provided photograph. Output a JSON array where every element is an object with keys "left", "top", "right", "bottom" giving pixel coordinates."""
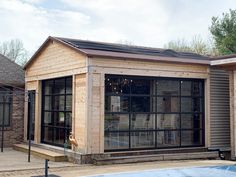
[
  {"left": 84, "top": 49, "right": 210, "bottom": 65},
  {"left": 211, "top": 57, "right": 236, "bottom": 66}
]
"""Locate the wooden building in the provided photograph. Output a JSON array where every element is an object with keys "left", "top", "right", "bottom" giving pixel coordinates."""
[{"left": 23, "top": 36, "right": 232, "bottom": 163}]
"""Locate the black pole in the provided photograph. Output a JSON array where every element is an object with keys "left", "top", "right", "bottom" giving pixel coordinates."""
[
  {"left": 45, "top": 159, "right": 49, "bottom": 177},
  {"left": 1, "top": 95, "right": 6, "bottom": 152},
  {"left": 28, "top": 92, "right": 32, "bottom": 162}
]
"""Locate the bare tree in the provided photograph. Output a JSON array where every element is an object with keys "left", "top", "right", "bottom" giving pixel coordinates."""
[
  {"left": 116, "top": 40, "right": 134, "bottom": 46},
  {"left": 165, "top": 39, "right": 192, "bottom": 53},
  {"left": 0, "top": 39, "right": 29, "bottom": 66},
  {"left": 164, "top": 35, "right": 219, "bottom": 56}
]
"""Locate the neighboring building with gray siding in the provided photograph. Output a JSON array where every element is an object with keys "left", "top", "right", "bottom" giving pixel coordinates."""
[{"left": 210, "top": 67, "right": 230, "bottom": 149}]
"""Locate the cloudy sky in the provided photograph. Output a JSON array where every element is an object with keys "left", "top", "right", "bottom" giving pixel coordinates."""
[{"left": 0, "top": 0, "right": 236, "bottom": 55}]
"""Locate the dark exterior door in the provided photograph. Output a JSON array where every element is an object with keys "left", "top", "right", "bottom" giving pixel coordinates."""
[{"left": 27, "top": 90, "right": 35, "bottom": 141}]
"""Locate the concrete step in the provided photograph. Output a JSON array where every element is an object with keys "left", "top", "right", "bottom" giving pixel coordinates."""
[
  {"left": 13, "top": 144, "right": 68, "bottom": 162},
  {"left": 105, "top": 147, "right": 209, "bottom": 158},
  {"left": 93, "top": 151, "right": 219, "bottom": 165}
]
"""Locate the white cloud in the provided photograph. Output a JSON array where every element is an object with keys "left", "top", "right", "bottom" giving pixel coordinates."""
[
  {"left": 0, "top": 0, "right": 236, "bottom": 56},
  {"left": 60, "top": 0, "right": 170, "bottom": 46},
  {"left": 0, "top": 0, "right": 90, "bottom": 54},
  {"left": 20, "top": 0, "right": 45, "bottom": 4},
  {"left": 58, "top": 0, "right": 236, "bottom": 47}
]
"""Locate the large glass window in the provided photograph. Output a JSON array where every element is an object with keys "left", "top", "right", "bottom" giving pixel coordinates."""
[
  {"left": 0, "top": 88, "right": 12, "bottom": 127},
  {"left": 42, "top": 77, "right": 72, "bottom": 147},
  {"left": 105, "top": 75, "right": 204, "bottom": 151}
]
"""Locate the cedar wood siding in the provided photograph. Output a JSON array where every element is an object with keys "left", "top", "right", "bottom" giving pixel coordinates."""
[
  {"left": 25, "top": 40, "right": 87, "bottom": 81},
  {"left": 88, "top": 57, "right": 210, "bottom": 153},
  {"left": 24, "top": 39, "right": 88, "bottom": 147}
]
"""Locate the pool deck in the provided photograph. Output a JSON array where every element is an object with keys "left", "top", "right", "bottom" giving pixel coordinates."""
[
  {"left": 49, "top": 160, "right": 236, "bottom": 177},
  {"left": 0, "top": 148, "right": 235, "bottom": 177}
]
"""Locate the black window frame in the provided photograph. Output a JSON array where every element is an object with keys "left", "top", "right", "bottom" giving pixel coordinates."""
[
  {"left": 41, "top": 76, "right": 72, "bottom": 147},
  {"left": 104, "top": 74, "right": 205, "bottom": 152},
  {"left": 0, "top": 87, "right": 12, "bottom": 127}
]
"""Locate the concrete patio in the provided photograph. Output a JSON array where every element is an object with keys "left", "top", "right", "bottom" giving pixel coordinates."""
[
  {"left": 0, "top": 148, "right": 236, "bottom": 177},
  {"left": 0, "top": 148, "right": 77, "bottom": 176}
]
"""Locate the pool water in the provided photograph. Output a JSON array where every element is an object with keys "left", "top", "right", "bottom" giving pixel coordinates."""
[{"left": 85, "top": 165, "right": 236, "bottom": 177}]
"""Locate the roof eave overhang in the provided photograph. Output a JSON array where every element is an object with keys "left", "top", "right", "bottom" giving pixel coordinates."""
[
  {"left": 210, "top": 57, "right": 236, "bottom": 71},
  {"left": 84, "top": 49, "right": 210, "bottom": 65},
  {"left": 211, "top": 57, "right": 236, "bottom": 67},
  {"left": 211, "top": 57, "right": 236, "bottom": 71}
]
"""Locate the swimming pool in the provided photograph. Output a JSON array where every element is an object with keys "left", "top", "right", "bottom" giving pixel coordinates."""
[{"left": 84, "top": 165, "right": 236, "bottom": 177}]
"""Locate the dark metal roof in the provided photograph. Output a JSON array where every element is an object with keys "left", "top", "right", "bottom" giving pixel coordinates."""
[
  {"left": 56, "top": 37, "right": 209, "bottom": 60},
  {"left": 0, "top": 54, "right": 24, "bottom": 87}
]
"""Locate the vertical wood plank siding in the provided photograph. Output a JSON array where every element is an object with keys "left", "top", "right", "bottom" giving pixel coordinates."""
[{"left": 210, "top": 67, "right": 230, "bottom": 148}]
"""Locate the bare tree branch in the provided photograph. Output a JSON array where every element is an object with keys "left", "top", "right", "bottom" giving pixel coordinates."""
[
  {"left": 164, "top": 35, "right": 219, "bottom": 56},
  {"left": 0, "top": 39, "right": 29, "bottom": 66}
]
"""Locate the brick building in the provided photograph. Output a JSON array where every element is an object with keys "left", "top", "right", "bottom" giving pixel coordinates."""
[{"left": 0, "top": 54, "right": 24, "bottom": 147}]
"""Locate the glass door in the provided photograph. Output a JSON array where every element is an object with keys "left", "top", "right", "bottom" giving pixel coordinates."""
[
  {"left": 27, "top": 90, "right": 35, "bottom": 141},
  {"left": 41, "top": 77, "right": 72, "bottom": 147}
]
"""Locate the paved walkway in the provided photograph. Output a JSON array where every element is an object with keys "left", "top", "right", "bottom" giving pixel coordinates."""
[
  {"left": 0, "top": 148, "right": 77, "bottom": 176},
  {"left": 0, "top": 148, "right": 236, "bottom": 177}
]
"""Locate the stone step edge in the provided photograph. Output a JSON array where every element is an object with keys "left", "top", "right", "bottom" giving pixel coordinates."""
[
  {"left": 13, "top": 144, "right": 68, "bottom": 162},
  {"left": 93, "top": 151, "right": 219, "bottom": 164},
  {"left": 104, "top": 147, "right": 209, "bottom": 157},
  {"left": 94, "top": 151, "right": 219, "bottom": 160}
]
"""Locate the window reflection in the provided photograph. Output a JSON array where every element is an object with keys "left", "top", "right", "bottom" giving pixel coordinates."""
[
  {"left": 54, "top": 78, "right": 65, "bottom": 94},
  {"left": 105, "top": 75, "right": 204, "bottom": 151},
  {"left": 42, "top": 77, "right": 72, "bottom": 147},
  {"left": 181, "top": 81, "right": 191, "bottom": 96},
  {"left": 105, "top": 114, "right": 129, "bottom": 131},
  {"left": 131, "top": 96, "right": 150, "bottom": 112},
  {"left": 0, "top": 101, "right": 11, "bottom": 126},
  {"left": 54, "top": 112, "right": 65, "bottom": 126},
  {"left": 66, "top": 95, "right": 72, "bottom": 111},
  {"left": 54, "top": 95, "right": 65, "bottom": 111},
  {"left": 105, "top": 96, "right": 129, "bottom": 112},
  {"left": 44, "top": 96, "right": 52, "bottom": 110},
  {"left": 131, "top": 132, "right": 155, "bottom": 148},
  {"left": 156, "top": 114, "right": 180, "bottom": 129},
  {"left": 131, "top": 79, "right": 151, "bottom": 94},
  {"left": 156, "top": 131, "right": 180, "bottom": 147},
  {"left": 131, "top": 114, "right": 155, "bottom": 130},
  {"left": 44, "top": 112, "right": 52, "bottom": 125},
  {"left": 65, "top": 112, "right": 72, "bottom": 127},
  {"left": 192, "top": 81, "right": 203, "bottom": 96},
  {"left": 156, "top": 80, "right": 179, "bottom": 95},
  {"left": 181, "top": 98, "right": 202, "bottom": 112},
  {"left": 105, "top": 132, "right": 129, "bottom": 150},
  {"left": 181, "top": 114, "right": 202, "bottom": 129},
  {"left": 157, "top": 97, "right": 179, "bottom": 112},
  {"left": 105, "top": 77, "right": 131, "bottom": 94},
  {"left": 66, "top": 77, "right": 72, "bottom": 94},
  {"left": 44, "top": 80, "right": 53, "bottom": 95},
  {"left": 181, "top": 130, "right": 202, "bottom": 146},
  {"left": 44, "top": 127, "right": 53, "bottom": 142}
]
